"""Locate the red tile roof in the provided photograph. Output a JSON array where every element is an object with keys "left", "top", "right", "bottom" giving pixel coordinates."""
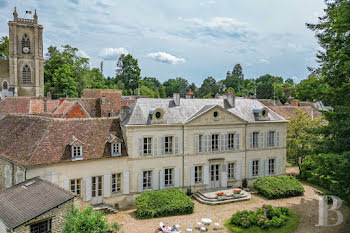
[
  {"left": 0, "top": 98, "right": 60, "bottom": 115},
  {"left": 268, "top": 106, "right": 323, "bottom": 120}
]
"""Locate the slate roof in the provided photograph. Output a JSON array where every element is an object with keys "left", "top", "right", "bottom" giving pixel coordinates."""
[
  {"left": 124, "top": 98, "right": 286, "bottom": 125},
  {"left": 0, "top": 177, "right": 75, "bottom": 230},
  {"left": 268, "top": 106, "right": 325, "bottom": 122},
  {"left": 0, "top": 115, "right": 127, "bottom": 166}
]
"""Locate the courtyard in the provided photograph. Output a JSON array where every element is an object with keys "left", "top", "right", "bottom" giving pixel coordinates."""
[{"left": 106, "top": 182, "right": 350, "bottom": 233}]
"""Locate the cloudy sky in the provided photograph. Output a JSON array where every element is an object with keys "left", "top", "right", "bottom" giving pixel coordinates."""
[{"left": 0, "top": 0, "right": 326, "bottom": 85}]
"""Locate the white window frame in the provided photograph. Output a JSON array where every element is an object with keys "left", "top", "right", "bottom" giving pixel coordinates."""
[
  {"left": 268, "top": 158, "right": 276, "bottom": 175},
  {"left": 228, "top": 163, "right": 235, "bottom": 179},
  {"left": 143, "top": 137, "right": 152, "bottom": 156},
  {"left": 195, "top": 166, "right": 202, "bottom": 184},
  {"left": 211, "top": 134, "right": 219, "bottom": 151},
  {"left": 268, "top": 131, "right": 276, "bottom": 147},
  {"left": 164, "top": 168, "right": 174, "bottom": 187},
  {"left": 143, "top": 170, "right": 152, "bottom": 190},
  {"left": 228, "top": 133, "right": 235, "bottom": 150},
  {"left": 112, "top": 143, "right": 121, "bottom": 156},
  {"left": 112, "top": 173, "right": 122, "bottom": 193},
  {"left": 164, "top": 136, "right": 174, "bottom": 155},
  {"left": 72, "top": 145, "right": 83, "bottom": 160},
  {"left": 252, "top": 132, "right": 259, "bottom": 149},
  {"left": 70, "top": 179, "right": 81, "bottom": 196},
  {"left": 252, "top": 160, "right": 259, "bottom": 177}
]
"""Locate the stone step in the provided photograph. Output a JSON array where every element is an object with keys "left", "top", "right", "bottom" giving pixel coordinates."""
[
  {"left": 93, "top": 203, "right": 118, "bottom": 214},
  {"left": 193, "top": 192, "right": 251, "bottom": 206}
]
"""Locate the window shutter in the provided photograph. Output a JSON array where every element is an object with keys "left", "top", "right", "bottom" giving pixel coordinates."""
[
  {"left": 259, "top": 160, "right": 264, "bottom": 177},
  {"left": 5, "top": 165, "right": 11, "bottom": 187},
  {"left": 153, "top": 137, "right": 158, "bottom": 156},
  {"left": 276, "top": 158, "right": 280, "bottom": 175},
  {"left": 220, "top": 134, "right": 224, "bottom": 152},
  {"left": 52, "top": 172, "right": 58, "bottom": 185},
  {"left": 204, "top": 135, "right": 208, "bottom": 152},
  {"left": 190, "top": 167, "right": 195, "bottom": 186},
  {"left": 225, "top": 134, "right": 229, "bottom": 151},
  {"left": 195, "top": 135, "right": 199, "bottom": 153},
  {"left": 138, "top": 172, "right": 143, "bottom": 193},
  {"left": 266, "top": 132, "right": 269, "bottom": 148},
  {"left": 260, "top": 132, "right": 264, "bottom": 149},
  {"left": 236, "top": 162, "right": 241, "bottom": 180},
  {"left": 103, "top": 174, "right": 111, "bottom": 198},
  {"left": 203, "top": 165, "right": 209, "bottom": 186},
  {"left": 221, "top": 163, "right": 227, "bottom": 188},
  {"left": 63, "top": 179, "right": 70, "bottom": 191},
  {"left": 265, "top": 160, "right": 269, "bottom": 176},
  {"left": 159, "top": 169, "right": 165, "bottom": 189},
  {"left": 276, "top": 131, "right": 280, "bottom": 147},
  {"left": 248, "top": 161, "right": 253, "bottom": 179},
  {"left": 160, "top": 137, "right": 165, "bottom": 155},
  {"left": 174, "top": 136, "right": 179, "bottom": 155},
  {"left": 123, "top": 171, "right": 130, "bottom": 194},
  {"left": 15, "top": 172, "right": 23, "bottom": 184},
  {"left": 84, "top": 176, "right": 92, "bottom": 201},
  {"left": 208, "top": 135, "right": 212, "bottom": 152},
  {"left": 236, "top": 133, "right": 240, "bottom": 150},
  {"left": 138, "top": 138, "right": 143, "bottom": 157},
  {"left": 153, "top": 169, "right": 159, "bottom": 190},
  {"left": 249, "top": 132, "right": 253, "bottom": 149},
  {"left": 44, "top": 172, "right": 52, "bottom": 183},
  {"left": 174, "top": 168, "right": 180, "bottom": 187}
]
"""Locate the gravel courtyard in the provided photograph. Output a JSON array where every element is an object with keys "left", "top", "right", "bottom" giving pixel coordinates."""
[{"left": 106, "top": 182, "right": 350, "bottom": 233}]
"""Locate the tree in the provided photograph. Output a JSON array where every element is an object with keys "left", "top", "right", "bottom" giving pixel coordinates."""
[
  {"left": 295, "top": 74, "right": 329, "bottom": 102},
  {"left": 287, "top": 109, "right": 323, "bottom": 176},
  {"left": 49, "top": 64, "right": 79, "bottom": 97},
  {"left": 197, "top": 77, "right": 219, "bottom": 98},
  {"left": 255, "top": 74, "right": 283, "bottom": 99},
  {"left": 163, "top": 77, "right": 189, "bottom": 97},
  {"left": 0, "top": 36, "right": 9, "bottom": 60},
  {"left": 232, "top": 64, "right": 244, "bottom": 80},
  {"left": 86, "top": 68, "right": 106, "bottom": 89},
  {"left": 116, "top": 54, "right": 141, "bottom": 94}
]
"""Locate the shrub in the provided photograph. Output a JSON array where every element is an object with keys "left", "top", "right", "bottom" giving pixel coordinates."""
[
  {"left": 253, "top": 176, "right": 304, "bottom": 199},
  {"left": 136, "top": 188, "right": 194, "bottom": 219}
]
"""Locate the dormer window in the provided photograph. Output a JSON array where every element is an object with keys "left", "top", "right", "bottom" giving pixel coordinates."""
[
  {"left": 72, "top": 146, "right": 83, "bottom": 160},
  {"left": 112, "top": 143, "right": 121, "bottom": 156}
]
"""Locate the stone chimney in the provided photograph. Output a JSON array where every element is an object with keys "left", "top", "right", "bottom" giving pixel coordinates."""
[
  {"left": 43, "top": 98, "right": 47, "bottom": 113},
  {"left": 120, "top": 106, "right": 130, "bottom": 122},
  {"left": 173, "top": 93, "right": 180, "bottom": 106},
  {"left": 224, "top": 93, "right": 235, "bottom": 108},
  {"left": 47, "top": 92, "right": 52, "bottom": 100}
]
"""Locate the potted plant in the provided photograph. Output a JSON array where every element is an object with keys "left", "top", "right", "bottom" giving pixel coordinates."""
[
  {"left": 216, "top": 192, "right": 226, "bottom": 200},
  {"left": 233, "top": 189, "right": 242, "bottom": 197}
]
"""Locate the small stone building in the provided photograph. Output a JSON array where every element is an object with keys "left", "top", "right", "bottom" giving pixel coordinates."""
[{"left": 0, "top": 177, "right": 75, "bottom": 233}]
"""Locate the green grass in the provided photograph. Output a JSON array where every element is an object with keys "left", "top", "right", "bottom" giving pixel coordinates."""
[{"left": 225, "top": 211, "right": 300, "bottom": 233}]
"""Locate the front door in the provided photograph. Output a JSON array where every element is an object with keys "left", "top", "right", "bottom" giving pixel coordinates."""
[
  {"left": 91, "top": 176, "right": 103, "bottom": 204},
  {"left": 210, "top": 164, "right": 220, "bottom": 188}
]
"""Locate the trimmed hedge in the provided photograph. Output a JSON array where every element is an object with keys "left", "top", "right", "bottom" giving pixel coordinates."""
[
  {"left": 254, "top": 176, "right": 304, "bottom": 199},
  {"left": 136, "top": 188, "right": 194, "bottom": 219}
]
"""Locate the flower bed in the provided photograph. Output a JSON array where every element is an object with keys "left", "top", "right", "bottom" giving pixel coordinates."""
[
  {"left": 253, "top": 176, "right": 304, "bottom": 199},
  {"left": 216, "top": 192, "right": 225, "bottom": 196},
  {"left": 136, "top": 188, "right": 194, "bottom": 219},
  {"left": 226, "top": 205, "right": 300, "bottom": 233}
]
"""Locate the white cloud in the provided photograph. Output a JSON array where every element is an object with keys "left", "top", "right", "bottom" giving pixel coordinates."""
[
  {"left": 147, "top": 52, "right": 185, "bottom": 64},
  {"left": 259, "top": 58, "right": 270, "bottom": 64},
  {"left": 99, "top": 47, "right": 129, "bottom": 60}
]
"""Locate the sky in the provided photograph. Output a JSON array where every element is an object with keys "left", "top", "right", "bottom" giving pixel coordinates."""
[{"left": 0, "top": 0, "right": 326, "bottom": 85}]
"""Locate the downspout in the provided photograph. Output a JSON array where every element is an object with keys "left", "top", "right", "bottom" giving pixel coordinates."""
[{"left": 182, "top": 125, "right": 185, "bottom": 190}]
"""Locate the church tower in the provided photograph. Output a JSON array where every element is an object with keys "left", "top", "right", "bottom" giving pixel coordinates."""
[{"left": 8, "top": 8, "right": 44, "bottom": 97}]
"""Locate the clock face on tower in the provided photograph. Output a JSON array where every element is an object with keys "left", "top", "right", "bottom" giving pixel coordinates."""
[{"left": 22, "top": 47, "right": 30, "bottom": 54}]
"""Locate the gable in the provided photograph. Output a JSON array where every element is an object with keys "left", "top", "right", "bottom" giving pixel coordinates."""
[{"left": 185, "top": 105, "right": 246, "bottom": 126}]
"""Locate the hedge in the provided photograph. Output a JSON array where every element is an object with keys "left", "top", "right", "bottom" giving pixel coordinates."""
[
  {"left": 136, "top": 188, "right": 194, "bottom": 219},
  {"left": 253, "top": 176, "right": 304, "bottom": 199}
]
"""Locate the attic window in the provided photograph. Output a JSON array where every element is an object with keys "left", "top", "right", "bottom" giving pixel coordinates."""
[
  {"left": 72, "top": 145, "right": 83, "bottom": 160},
  {"left": 262, "top": 109, "right": 267, "bottom": 117},
  {"left": 213, "top": 111, "right": 219, "bottom": 118},
  {"left": 112, "top": 143, "right": 121, "bottom": 156},
  {"left": 155, "top": 111, "right": 162, "bottom": 119}
]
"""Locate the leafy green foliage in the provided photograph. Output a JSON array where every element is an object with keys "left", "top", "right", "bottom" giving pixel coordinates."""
[
  {"left": 136, "top": 188, "right": 194, "bottom": 219},
  {"left": 0, "top": 36, "right": 9, "bottom": 60},
  {"left": 163, "top": 77, "right": 190, "bottom": 97},
  {"left": 295, "top": 74, "right": 329, "bottom": 102},
  {"left": 116, "top": 54, "right": 141, "bottom": 94},
  {"left": 197, "top": 77, "right": 219, "bottom": 98},
  {"left": 256, "top": 74, "right": 283, "bottom": 100},
  {"left": 64, "top": 206, "right": 111, "bottom": 233},
  {"left": 253, "top": 176, "right": 304, "bottom": 199},
  {"left": 301, "top": 152, "right": 350, "bottom": 202}
]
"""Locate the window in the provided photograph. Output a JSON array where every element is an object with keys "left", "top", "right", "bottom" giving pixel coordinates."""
[
  {"left": 30, "top": 219, "right": 51, "bottom": 233},
  {"left": 211, "top": 134, "right": 219, "bottom": 151},
  {"left": 195, "top": 166, "right": 202, "bottom": 184},
  {"left": 228, "top": 134, "right": 235, "bottom": 150},
  {"left": 213, "top": 111, "right": 219, "bottom": 118},
  {"left": 268, "top": 131, "right": 275, "bottom": 147},
  {"left": 268, "top": 159, "right": 275, "bottom": 175},
  {"left": 72, "top": 146, "right": 82, "bottom": 159},
  {"left": 143, "top": 137, "right": 152, "bottom": 156},
  {"left": 165, "top": 136, "right": 173, "bottom": 154},
  {"left": 252, "top": 160, "right": 259, "bottom": 177},
  {"left": 155, "top": 111, "right": 162, "bottom": 119},
  {"left": 112, "top": 173, "right": 122, "bottom": 193},
  {"left": 112, "top": 143, "right": 121, "bottom": 156},
  {"left": 143, "top": 170, "right": 152, "bottom": 190},
  {"left": 21, "top": 34, "right": 30, "bottom": 53},
  {"left": 92, "top": 176, "right": 102, "bottom": 197},
  {"left": 165, "top": 168, "right": 173, "bottom": 187},
  {"left": 198, "top": 135, "right": 203, "bottom": 153},
  {"left": 252, "top": 132, "right": 259, "bottom": 149},
  {"left": 228, "top": 163, "right": 235, "bottom": 179},
  {"left": 70, "top": 179, "right": 81, "bottom": 196},
  {"left": 22, "top": 64, "right": 31, "bottom": 84},
  {"left": 2, "top": 81, "right": 8, "bottom": 90}
]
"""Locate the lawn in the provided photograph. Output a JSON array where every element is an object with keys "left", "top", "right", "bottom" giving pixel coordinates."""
[{"left": 225, "top": 211, "right": 300, "bottom": 233}]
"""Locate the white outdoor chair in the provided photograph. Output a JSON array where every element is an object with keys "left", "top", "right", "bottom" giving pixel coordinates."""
[
  {"left": 186, "top": 223, "right": 193, "bottom": 233},
  {"left": 200, "top": 226, "right": 207, "bottom": 232},
  {"left": 196, "top": 219, "right": 202, "bottom": 229},
  {"left": 214, "top": 219, "right": 221, "bottom": 230},
  {"left": 159, "top": 222, "right": 171, "bottom": 233}
]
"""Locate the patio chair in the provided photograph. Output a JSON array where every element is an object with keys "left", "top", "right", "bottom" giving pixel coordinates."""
[
  {"left": 159, "top": 222, "right": 171, "bottom": 233},
  {"left": 186, "top": 223, "right": 193, "bottom": 233},
  {"left": 196, "top": 219, "right": 202, "bottom": 229},
  {"left": 214, "top": 219, "right": 221, "bottom": 230},
  {"left": 206, "top": 214, "right": 212, "bottom": 219},
  {"left": 200, "top": 226, "right": 207, "bottom": 232}
]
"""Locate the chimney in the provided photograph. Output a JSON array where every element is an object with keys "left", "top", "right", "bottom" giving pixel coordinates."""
[
  {"left": 224, "top": 93, "right": 235, "bottom": 108},
  {"left": 173, "top": 93, "right": 180, "bottom": 106},
  {"left": 47, "top": 92, "right": 52, "bottom": 100},
  {"left": 120, "top": 106, "right": 130, "bottom": 122},
  {"left": 43, "top": 98, "right": 47, "bottom": 113}
]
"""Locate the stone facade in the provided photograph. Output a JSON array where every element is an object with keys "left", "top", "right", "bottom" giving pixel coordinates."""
[
  {"left": 12, "top": 199, "right": 74, "bottom": 233},
  {"left": 0, "top": 157, "right": 25, "bottom": 190}
]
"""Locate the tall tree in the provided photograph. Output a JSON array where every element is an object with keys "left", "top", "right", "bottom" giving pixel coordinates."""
[
  {"left": 232, "top": 64, "right": 244, "bottom": 80},
  {"left": 197, "top": 77, "right": 219, "bottom": 98},
  {"left": 0, "top": 36, "right": 9, "bottom": 60},
  {"left": 163, "top": 77, "right": 189, "bottom": 97},
  {"left": 255, "top": 74, "right": 283, "bottom": 99},
  {"left": 116, "top": 54, "right": 141, "bottom": 94},
  {"left": 295, "top": 74, "right": 329, "bottom": 102}
]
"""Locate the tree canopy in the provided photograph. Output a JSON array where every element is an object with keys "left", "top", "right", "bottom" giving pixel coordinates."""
[
  {"left": 0, "top": 36, "right": 9, "bottom": 60},
  {"left": 115, "top": 54, "right": 141, "bottom": 95}
]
